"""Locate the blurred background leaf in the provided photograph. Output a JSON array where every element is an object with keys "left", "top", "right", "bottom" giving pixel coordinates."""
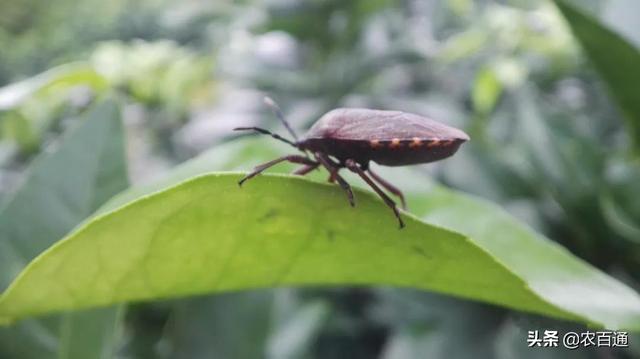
[
  {"left": 554, "top": 0, "right": 640, "bottom": 152},
  {"left": 0, "top": 98, "right": 128, "bottom": 358}
]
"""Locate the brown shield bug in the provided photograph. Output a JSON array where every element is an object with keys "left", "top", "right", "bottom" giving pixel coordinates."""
[{"left": 234, "top": 97, "right": 470, "bottom": 229}]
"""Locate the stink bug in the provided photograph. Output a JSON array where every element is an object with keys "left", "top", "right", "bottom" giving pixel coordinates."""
[{"left": 234, "top": 97, "right": 470, "bottom": 228}]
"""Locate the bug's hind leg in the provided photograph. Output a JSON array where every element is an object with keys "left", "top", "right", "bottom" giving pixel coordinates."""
[
  {"left": 239, "top": 155, "right": 317, "bottom": 186},
  {"left": 316, "top": 153, "right": 355, "bottom": 207},
  {"left": 367, "top": 168, "right": 407, "bottom": 210},
  {"left": 345, "top": 159, "right": 404, "bottom": 229}
]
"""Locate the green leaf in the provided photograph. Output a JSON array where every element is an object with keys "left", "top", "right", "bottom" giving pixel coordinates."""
[
  {"left": 1, "top": 173, "right": 639, "bottom": 330},
  {"left": 0, "top": 98, "right": 129, "bottom": 358},
  {"left": 554, "top": 0, "right": 640, "bottom": 151}
]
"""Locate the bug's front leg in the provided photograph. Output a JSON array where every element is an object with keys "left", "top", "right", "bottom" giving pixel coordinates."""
[
  {"left": 292, "top": 163, "right": 320, "bottom": 176},
  {"left": 317, "top": 156, "right": 339, "bottom": 183},
  {"left": 345, "top": 159, "right": 404, "bottom": 229},
  {"left": 239, "top": 155, "right": 317, "bottom": 186}
]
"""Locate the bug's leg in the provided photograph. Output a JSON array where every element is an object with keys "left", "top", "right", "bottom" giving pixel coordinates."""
[
  {"left": 292, "top": 163, "right": 320, "bottom": 176},
  {"left": 316, "top": 153, "right": 355, "bottom": 207},
  {"left": 332, "top": 173, "right": 355, "bottom": 207},
  {"left": 327, "top": 171, "right": 337, "bottom": 183},
  {"left": 345, "top": 159, "right": 404, "bottom": 229},
  {"left": 367, "top": 168, "right": 407, "bottom": 210},
  {"left": 233, "top": 127, "right": 298, "bottom": 149},
  {"left": 239, "top": 155, "right": 317, "bottom": 186},
  {"left": 319, "top": 156, "right": 339, "bottom": 183}
]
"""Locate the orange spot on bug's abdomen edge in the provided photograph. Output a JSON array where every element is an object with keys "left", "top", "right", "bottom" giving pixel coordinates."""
[
  {"left": 409, "top": 137, "right": 422, "bottom": 148},
  {"left": 370, "top": 139, "right": 382, "bottom": 149},
  {"left": 389, "top": 138, "right": 401, "bottom": 149}
]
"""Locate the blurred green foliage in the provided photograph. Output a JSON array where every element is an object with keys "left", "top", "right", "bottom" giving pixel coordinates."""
[
  {"left": 0, "top": 99, "right": 127, "bottom": 358},
  {"left": 1, "top": 0, "right": 639, "bottom": 358}
]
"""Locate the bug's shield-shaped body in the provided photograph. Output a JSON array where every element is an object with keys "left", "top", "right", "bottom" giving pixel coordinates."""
[
  {"left": 299, "top": 109, "right": 470, "bottom": 166},
  {"left": 234, "top": 102, "right": 470, "bottom": 229}
]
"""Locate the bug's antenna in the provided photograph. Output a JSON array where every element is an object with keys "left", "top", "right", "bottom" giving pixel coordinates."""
[
  {"left": 233, "top": 127, "right": 298, "bottom": 148},
  {"left": 264, "top": 96, "right": 299, "bottom": 142}
]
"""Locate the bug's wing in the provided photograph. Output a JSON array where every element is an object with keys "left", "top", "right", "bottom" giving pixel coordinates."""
[{"left": 307, "top": 109, "right": 469, "bottom": 141}]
